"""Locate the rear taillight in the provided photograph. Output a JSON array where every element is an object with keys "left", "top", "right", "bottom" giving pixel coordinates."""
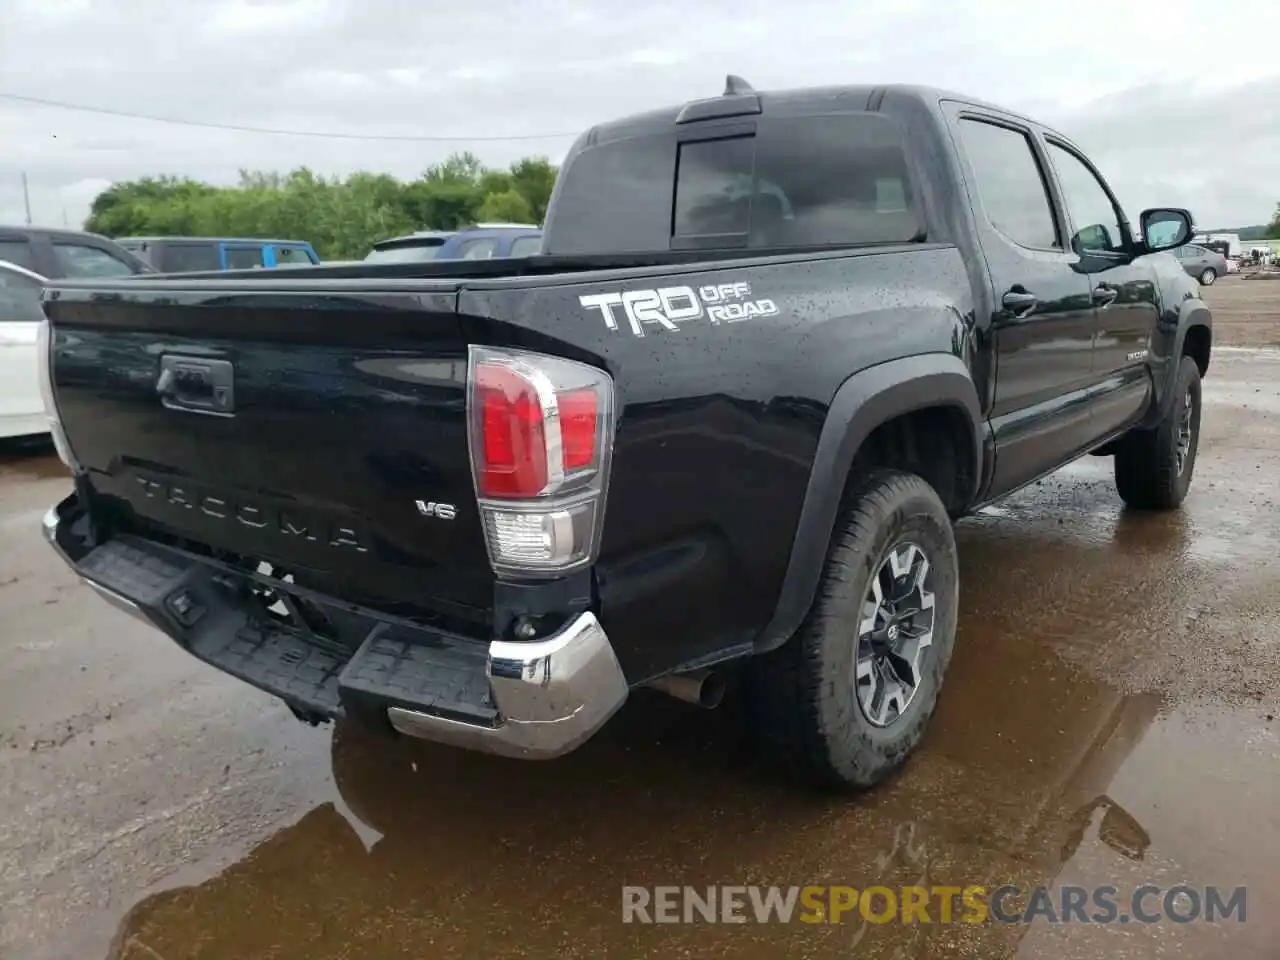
[
  {"left": 467, "top": 345, "right": 614, "bottom": 577},
  {"left": 36, "top": 312, "right": 79, "bottom": 471}
]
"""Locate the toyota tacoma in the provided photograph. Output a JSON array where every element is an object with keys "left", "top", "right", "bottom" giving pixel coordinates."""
[{"left": 36, "top": 79, "right": 1211, "bottom": 789}]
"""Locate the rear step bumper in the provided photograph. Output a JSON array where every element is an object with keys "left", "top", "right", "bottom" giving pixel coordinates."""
[{"left": 42, "top": 495, "right": 629, "bottom": 760}]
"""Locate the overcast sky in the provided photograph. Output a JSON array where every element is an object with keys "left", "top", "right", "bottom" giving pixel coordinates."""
[{"left": 2, "top": 0, "right": 1278, "bottom": 231}]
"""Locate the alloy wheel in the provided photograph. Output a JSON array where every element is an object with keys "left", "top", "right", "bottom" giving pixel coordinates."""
[
  {"left": 854, "top": 541, "right": 936, "bottom": 728},
  {"left": 1175, "top": 388, "right": 1195, "bottom": 476}
]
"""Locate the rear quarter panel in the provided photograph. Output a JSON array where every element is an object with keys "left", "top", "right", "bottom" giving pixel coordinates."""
[{"left": 460, "top": 246, "right": 975, "bottom": 680}]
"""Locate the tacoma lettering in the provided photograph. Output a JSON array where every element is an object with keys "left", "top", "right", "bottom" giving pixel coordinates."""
[{"left": 133, "top": 476, "right": 367, "bottom": 552}]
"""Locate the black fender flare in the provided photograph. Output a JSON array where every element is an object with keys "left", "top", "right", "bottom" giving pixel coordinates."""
[
  {"left": 754, "top": 353, "right": 983, "bottom": 653},
  {"left": 1148, "top": 298, "right": 1212, "bottom": 426}
]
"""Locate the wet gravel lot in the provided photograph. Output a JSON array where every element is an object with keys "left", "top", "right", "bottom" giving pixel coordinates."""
[{"left": 2, "top": 279, "right": 1279, "bottom": 959}]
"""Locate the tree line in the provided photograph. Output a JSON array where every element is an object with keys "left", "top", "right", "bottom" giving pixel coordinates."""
[{"left": 84, "top": 152, "right": 559, "bottom": 261}]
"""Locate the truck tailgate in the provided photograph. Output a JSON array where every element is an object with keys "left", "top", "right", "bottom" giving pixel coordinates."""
[{"left": 45, "top": 283, "right": 497, "bottom": 626}]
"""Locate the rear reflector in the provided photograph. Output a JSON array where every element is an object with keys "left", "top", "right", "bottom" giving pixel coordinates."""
[
  {"left": 558, "top": 388, "right": 598, "bottom": 471},
  {"left": 467, "top": 346, "right": 614, "bottom": 577}
]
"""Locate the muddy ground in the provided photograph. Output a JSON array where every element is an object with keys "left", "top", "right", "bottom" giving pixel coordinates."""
[{"left": 1, "top": 278, "right": 1278, "bottom": 959}]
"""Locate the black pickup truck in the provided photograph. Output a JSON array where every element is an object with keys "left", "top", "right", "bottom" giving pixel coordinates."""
[{"left": 37, "top": 80, "right": 1211, "bottom": 790}]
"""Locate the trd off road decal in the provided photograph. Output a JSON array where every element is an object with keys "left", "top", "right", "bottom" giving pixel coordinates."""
[{"left": 579, "top": 281, "right": 778, "bottom": 337}]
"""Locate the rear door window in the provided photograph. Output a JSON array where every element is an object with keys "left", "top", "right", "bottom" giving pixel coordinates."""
[
  {"left": 955, "top": 119, "right": 1059, "bottom": 251},
  {"left": 225, "top": 245, "right": 265, "bottom": 269},
  {"left": 51, "top": 242, "right": 136, "bottom": 278},
  {"left": 162, "top": 243, "right": 221, "bottom": 272}
]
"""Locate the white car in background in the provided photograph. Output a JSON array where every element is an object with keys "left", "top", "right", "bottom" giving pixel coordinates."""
[{"left": 0, "top": 259, "right": 48, "bottom": 439}]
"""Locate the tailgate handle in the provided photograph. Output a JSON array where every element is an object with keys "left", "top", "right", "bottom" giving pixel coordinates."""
[{"left": 157, "top": 356, "right": 235, "bottom": 416}]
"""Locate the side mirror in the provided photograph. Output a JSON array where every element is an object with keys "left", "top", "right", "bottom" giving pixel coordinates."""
[
  {"left": 1071, "top": 223, "right": 1115, "bottom": 256},
  {"left": 1139, "top": 207, "right": 1193, "bottom": 253}
]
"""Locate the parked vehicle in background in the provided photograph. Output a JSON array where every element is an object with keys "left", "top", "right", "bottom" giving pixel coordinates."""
[
  {"left": 0, "top": 259, "right": 48, "bottom": 439},
  {"left": 118, "top": 237, "right": 320, "bottom": 272},
  {"left": 363, "top": 224, "right": 542, "bottom": 263},
  {"left": 0, "top": 226, "right": 152, "bottom": 280},
  {"left": 1225, "top": 257, "right": 1239, "bottom": 274},
  {"left": 38, "top": 80, "right": 1211, "bottom": 791},
  {"left": 1192, "top": 233, "right": 1242, "bottom": 258},
  {"left": 1171, "top": 242, "right": 1228, "bottom": 285}
]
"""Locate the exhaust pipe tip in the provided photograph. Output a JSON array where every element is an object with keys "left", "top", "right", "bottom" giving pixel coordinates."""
[
  {"left": 698, "top": 670, "right": 726, "bottom": 709},
  {"left": 646, "top": 668, "right": 725, "bottom": 709}
]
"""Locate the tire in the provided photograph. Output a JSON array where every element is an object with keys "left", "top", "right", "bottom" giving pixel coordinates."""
[
  {"left": 1114, "top": 355, "right": 1202, "bottom": 510},
  {"left": 748, "top": 469, "right": 959, "bottom": 790},
  {"left": 1199, "top": 268, "right": 1217, "bottom": 285}
]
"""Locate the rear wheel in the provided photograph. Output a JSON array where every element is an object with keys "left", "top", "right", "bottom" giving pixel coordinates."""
[
  {"left": 1199, "top": 268, "right": 1217, "bottom": 285},
  {"left": 749, "top": 470, "right": 959, "bottom": 790},
  {"left": 1114, "top": 355, "right": 1202, "bottom": 510}
]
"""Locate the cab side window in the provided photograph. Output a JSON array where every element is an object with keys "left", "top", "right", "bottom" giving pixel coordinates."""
[
  {"left": 274, "top": 245, "right": 315, "bottom": 265},
  {"left": 1045, "top": 141, "right": 1126, "bottom": 255},
  {"left": 52, "top": 242, "right": 135, "bottom": 278},
  {"left": 225, "top": 246, "right": 265, "bottom": 270},
  {"left": 956, "top": 118, "right": 1059, "bottom": 250}
]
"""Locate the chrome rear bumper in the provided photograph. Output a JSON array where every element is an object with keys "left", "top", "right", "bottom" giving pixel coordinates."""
[{"left": 386, "top": 611, "right": 629, "bottom": 759}]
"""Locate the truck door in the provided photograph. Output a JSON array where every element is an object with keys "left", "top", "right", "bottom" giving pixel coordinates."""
[
  {"left": 947, "top": 107, "right": 1097, "bottom": 498},
  {"left": 1040, "top": 137, "right": 1160, "bottom": 441}
]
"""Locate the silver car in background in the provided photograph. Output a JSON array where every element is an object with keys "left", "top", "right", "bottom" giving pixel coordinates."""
[{"left": 1171, "top": 242, "right": 1229, "bottom": 286}]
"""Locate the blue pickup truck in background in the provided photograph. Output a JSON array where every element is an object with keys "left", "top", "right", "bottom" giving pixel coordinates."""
[
  {"left": 117, "top": 236, "right": 320, "bottom": 272},
  {"left": 362, "top": 223, "right": 543, "bottom": 263}
]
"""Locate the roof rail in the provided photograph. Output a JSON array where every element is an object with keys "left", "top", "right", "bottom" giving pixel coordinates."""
[{"left": 676, "top": 73, "right": 763, "bottom": 124}]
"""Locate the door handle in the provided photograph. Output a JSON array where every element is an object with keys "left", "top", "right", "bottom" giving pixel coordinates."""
[
  {"left": 1093, "top": 284, "right": 1119, "bottom": 307},
  {"left": 1002, "top": 289, "right": 1039, "bottom": 318}
]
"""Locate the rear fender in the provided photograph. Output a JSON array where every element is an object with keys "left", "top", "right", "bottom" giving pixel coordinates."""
[{"left": 753, "top": 353, "right": 982, "bottom": 653}]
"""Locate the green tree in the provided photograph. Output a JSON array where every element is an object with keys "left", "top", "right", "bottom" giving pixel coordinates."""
[
  {"left": 508, "top": 157, "right": 558, "bottom": 224},
  {"left": 478, "top": 188, "right": 534, "bottom": 224},
  {"left": 84, "top": 152, "right": 559, "bottom": 259},
  {"left": 1267, "top": 203, "right": 1280, "bottom": 239}
]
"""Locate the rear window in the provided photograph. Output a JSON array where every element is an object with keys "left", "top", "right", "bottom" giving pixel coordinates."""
[
  {"left": 159, "top": 243, "right": 220, "bottom": 272},
  {"left": 546, "top": 112, "right": 922, "bottom": 256},
  {"left": 365, "top": 238, "right": 449, "bottom": 264}
]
